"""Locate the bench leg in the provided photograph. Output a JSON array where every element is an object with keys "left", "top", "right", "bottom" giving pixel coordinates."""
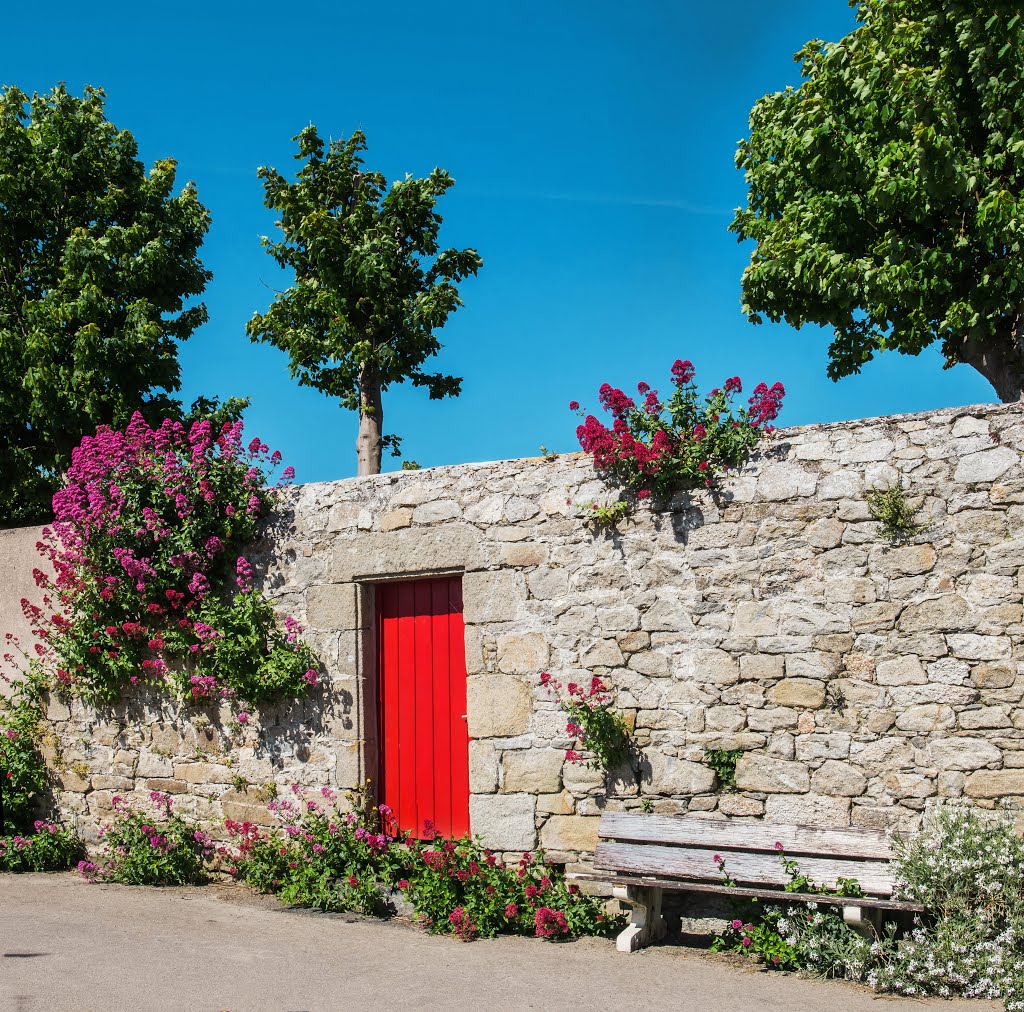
[
  {"left": 612, "top": 885, "right": 667, "bottom": 953},
  {"left": 842, "top": 905, "right": 883, "bottom": 938}
]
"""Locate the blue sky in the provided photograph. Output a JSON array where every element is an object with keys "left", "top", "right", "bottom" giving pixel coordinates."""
[{"left": 2, "top": 2, "right": 998, "bottom": 483}]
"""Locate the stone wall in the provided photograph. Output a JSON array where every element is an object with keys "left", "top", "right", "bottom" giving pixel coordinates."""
[
  {"left": 8, "top": 400, "right": 1024, "bottom": 859},
  {"left": 0, "top": 526, "right": 46, "bottom": 695}
]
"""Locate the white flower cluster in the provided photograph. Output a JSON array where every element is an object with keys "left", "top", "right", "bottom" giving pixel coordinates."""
[{"left": 763, "top": 806, "right": 1023, "bottom": 1007}]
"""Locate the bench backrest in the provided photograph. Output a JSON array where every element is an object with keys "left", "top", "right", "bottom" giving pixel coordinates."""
[{"left": 594, "top": 812, "right": 898, "bottom": 897}]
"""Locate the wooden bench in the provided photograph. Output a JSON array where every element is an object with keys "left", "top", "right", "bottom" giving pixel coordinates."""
[{"left": 581, "top": 812, "right": 924, "bottom": 952}]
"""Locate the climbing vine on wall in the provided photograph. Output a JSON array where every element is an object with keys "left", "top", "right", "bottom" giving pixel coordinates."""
[{"left": 25, "top": 413, "right": 318, "bottom": 706}]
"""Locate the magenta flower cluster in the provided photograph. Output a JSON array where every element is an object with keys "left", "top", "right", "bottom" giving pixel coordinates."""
[
  {"left": 572, "top": 358, "right": 786, "bottom": 504},
  {"left": 27, "top": 412, "right": 319, "bottom": 706}
]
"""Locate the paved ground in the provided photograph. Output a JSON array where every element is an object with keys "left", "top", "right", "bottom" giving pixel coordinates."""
[{"left": 0, "top": 874, "right": 1002, "bottom": 1012}]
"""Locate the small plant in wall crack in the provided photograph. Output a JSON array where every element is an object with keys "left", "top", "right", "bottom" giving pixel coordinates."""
[
  {"left": 865, "top": 482, "right": 925, "bottom": 543},
  {"left": 539, "top": 672, "right": 632, "bottom": 773},
  {"left": 703, "top": 748, "right": 743, "bottom": 791},
  {"left": 575, "top": 498, "right": 631, "bottom": 532}
]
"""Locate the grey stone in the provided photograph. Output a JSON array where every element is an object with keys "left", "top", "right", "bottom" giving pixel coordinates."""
[
  {"left": 764, "top": 794, "right": 851, "bottom": 826},
  {"left": 306, "top": 583, "right": 361, "bottom": 630},
  {"left": 927, "top": 738, "right": 1002, "bottom": 771},
  {"left": 810, "top": 760, "right": 867, "bottom": 797},
  {"left": 463, "top": 570, "right": 522, "bottom": 624},
  {"left": 469, "top": 793, "right": 537, "bottom": 850},
  {"left": 466, "top": 675, "right": 532, "bottom": 737},
  {"left": 502, "top": 748, "right": 564, "bottom": 793},
  {"left": 496, "top": 632, "right": 548, "bottom": 674},
  {"left": 954, "top": 447, "right": 1018, "bottom": 483},
  {"left": 757, "top": 463, "right": 818, "bottom": 500},
  {"left": 642, "top": 750, "right": 716, "bottom": 796},
  {"left": 735, "top": 755, "right": 810, "bottom": 794}
]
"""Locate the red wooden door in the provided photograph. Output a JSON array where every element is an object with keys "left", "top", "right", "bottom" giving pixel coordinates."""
[{"left": 376, "top": 576, "right": 470, "bottom": 839}]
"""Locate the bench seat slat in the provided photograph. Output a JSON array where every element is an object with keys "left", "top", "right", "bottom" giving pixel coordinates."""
[
  {"left": 570, "top": 872, "right": 924, "bottom": 913},
  {"left": 599, "top": 813, "right": 894, "bottom": 861},
  {"left": 595, "top": 841, "right": 895, "bottom": 896}
]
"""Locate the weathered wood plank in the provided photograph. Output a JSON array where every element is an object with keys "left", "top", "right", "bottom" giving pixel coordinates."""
[
  {"left": 569, "top": 872, "right": 923, "bottom": 912},
  {"left": 598, "top": 812, "right": 894, "bottom": 860},
  {"left": 594, "top": 841, "right": 895, "bottom": 896}
]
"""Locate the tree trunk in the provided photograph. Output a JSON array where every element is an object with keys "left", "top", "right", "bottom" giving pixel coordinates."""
[
  {"left": 957, "top": 305, "right": 1024, "bottom": 403},
  {"left": 356, "top": 363, "right": 383, "bottom": 476}
]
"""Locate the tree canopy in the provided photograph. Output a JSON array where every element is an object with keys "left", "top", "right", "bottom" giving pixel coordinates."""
[
  {"left": 0, "top": 84, "right": 215, "bottom": 525},
  {"left": 247, "top": 127, "right": 482, "bottom": 475},
  {"left": 731, "top": 1, "right": 1024, "bottom": 401}
]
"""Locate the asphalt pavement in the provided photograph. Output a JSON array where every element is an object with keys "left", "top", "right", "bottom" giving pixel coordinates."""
[{"left": 0, "top": 874, "right": 1002, "bottom": 1012}]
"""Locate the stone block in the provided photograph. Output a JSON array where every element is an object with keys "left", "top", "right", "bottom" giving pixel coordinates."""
[
  {"left": 379, "top": 509, "right": 413, "bottom": 531},
  {"left": 927, "top": 737, "right": 1002, "bottom": 771},
  {"left": 463, "top": 570, "right": 522, "bottom": 624},
  {"left": 221, "top": 791, "right": 280, "bottom": 827},
  {"left": 735, "top": 755, "right": 810, "bottom": 794},
  {"left": 500, "top": 542, "right": 548, "bottom": 567},
  {"left": 413, "top": 500, "right": 461, "bottom": 524},
  {"left": 876, "top": 656, "right": 926, "bottom": 685},
  {"left": 496, "top": 632, "right": 548, "bottom": 674},
  {"left": 804, "top": 518, "right": 844, "bottom": 549},
  {"left": 972, "top": 663, "right": 1016, "bottom": 689},
  {"left": 582, "top": 639, "right": 625, "bottom": 668},
  {"left": 597, "top": 603, "right": 641, "bottom": 631},
  {"left": 641, "top": 597, "right": 694, "bottom": 633},
  {"left": 469, "top": 740, "right": 499, "bottom": 793},
  {"left": 764, "top": 793, "right": 851, "bottom": 827},
  {"left": 757, "top": 462, "right": 818, "bottom": 500},
  {"left": 693, "top": 649, "right": 740, "bottom": 685},
  {"left": 897, "top": 596, "right": 972, "bottom": 633},
  {"left": 332, "top": 524, "right": 487, "bottom": 581},
  {"left": 767, "top": 678, "right": 826, "bottom": 709},
  {"left": 894, "top": 704, "right": 956, "bottom": 732},
  {"left": 617, "top": 630, "right": 650, "bottom": 654},
  {"left": 740, "top": 654, "right": 784, "bottom": 680},
  {"left": 467, "top": 674, "right": 532, "bottom": 737},
  {"left": 947, "top": 635, "right": 1011, "bottom": 661},
  {"left": 869, "top": 545, "right": 937, "bottom": 577},
  {"left": 642, "top": 749, "right": 716, "bottom": 796},
  {"left": 136, "top": 749, "right": 174, "bottom": 778},
  {"left": 717, "top": 795, "right": 765, "bottom": 817},
  {"left": 527, "top": 567, "right": 570, "bottom": 601},
  {"left": 537, "top": 791, "right": 574, "bottom": 815},
  {"left": 954, "top": 446, "right": 1018, "bottom": 483},
  {"left": 747, "top": 708, "right": 798, "bottom": 732},
  {"left": 502, "top": 748, "right": 564, "bottom": 793},
  {"left": 705, "top": 706, "right": 746, "bottom": 732},
  {"left": 959, "top": 706, "right": 1012, "bottom": 729},
  {"left": 810, "top": 760, "right": 867, "bottom": 797},
  {"left": 306, "top": 583, "right": 360, "bottom": 631},
  {"left": 964, "top": 770, "right": 1024, "bottom": 798},
  {"left": 540, "top": 814, "right": 600, "bottom": 853},
  {"left": 144, "top": 778, "right": 190, "bottom": 794},
  {"left": 732, "top": 602, "right": 779, "bottom": 637},
  {"left": 470, "top": 793, "right": 537, "bottom": 851},
  {"left": 172, "top": 762, "right": 234, "bottom": 784}
]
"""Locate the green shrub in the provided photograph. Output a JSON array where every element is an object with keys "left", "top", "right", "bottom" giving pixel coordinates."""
[
  {"left": 224, "top": 784, "right": 620, "bottom": 941},
  {"left": 79, "top": 791, "right": 210, "bottom": 885},
  {"left": 0, "top": 821, "right": 82, "bottom": 872}
]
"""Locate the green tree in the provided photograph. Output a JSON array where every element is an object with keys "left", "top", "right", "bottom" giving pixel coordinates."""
[
  {"left": 731, "top": 2, "right": 1024, "bottom": 401},
  {"left": 0, "top": 84, "right": 215, "bottom": 525},
  {"left": 247, "top": 127, "right": 482, "bottom": 475}
]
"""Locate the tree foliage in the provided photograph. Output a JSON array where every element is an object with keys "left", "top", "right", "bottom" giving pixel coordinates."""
[
  {"left": 247, "top": 127, "right": 482, "bottom": 475},
  {"left": 731, "top": 2, "right": 1024, "bottom": 401},
  {"left": 0, "top": 84, "right": 215, "bottom": 526}
]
